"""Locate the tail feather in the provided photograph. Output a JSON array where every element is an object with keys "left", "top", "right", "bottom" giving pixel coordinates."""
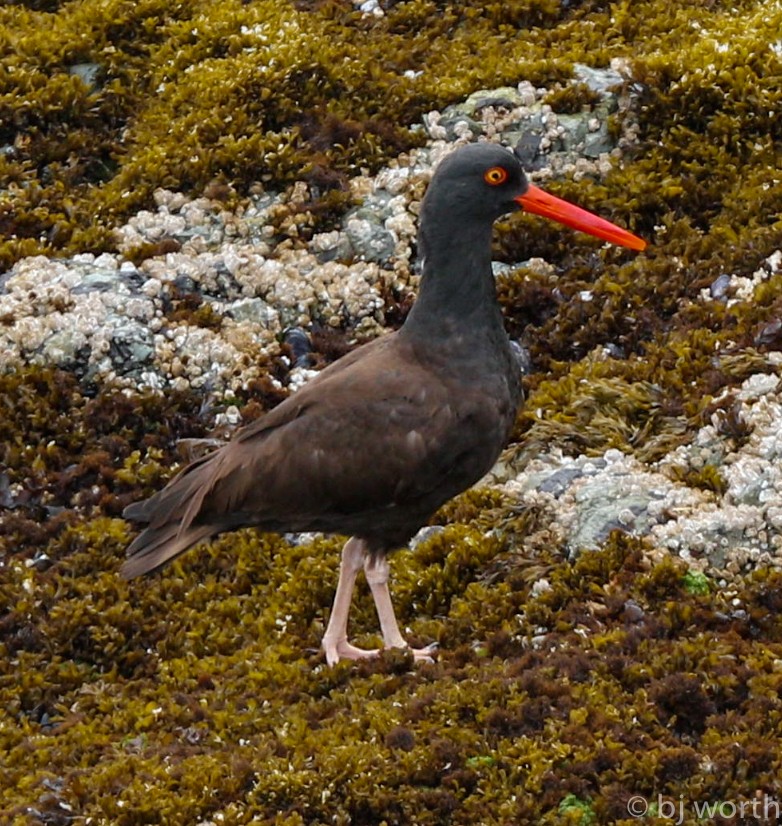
[
  {"left": 123, "top": 498, "right": 153, "bottom": 522},
  {"left": 120, "top": 522, "right": 217, "bottom": 579},
  {"left": 125, "top": 449, "right": 219, "bottom": 533},
  {"left": 121, "top": 414, "right": 277, "bottom": 579}
]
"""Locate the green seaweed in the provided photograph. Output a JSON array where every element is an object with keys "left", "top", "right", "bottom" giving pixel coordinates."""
[
  {"left": 558, "top": 793, "right": 596, "bottom": 825},
  {"left": 681, "top": 569, "right": 711, "bottom": 596}
]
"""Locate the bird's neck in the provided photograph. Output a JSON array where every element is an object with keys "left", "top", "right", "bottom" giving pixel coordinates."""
[{"left": 401, "top": 220, "right": 505, "bottom": 342}]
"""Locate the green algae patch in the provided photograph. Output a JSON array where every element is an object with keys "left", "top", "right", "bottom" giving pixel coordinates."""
[
  {"left": 681, "top": 569, "right": 711, "bottom": 597},
  {"left": 5, "top": 484, "right": 782, "bottom": 823}
]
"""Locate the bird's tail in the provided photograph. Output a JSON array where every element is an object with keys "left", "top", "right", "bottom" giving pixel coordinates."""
[
  {"left": 121, "top": 450, "right": 224, "bottom": 579},
  {"left": 120, "top": 521, "right": 217, "bottom": 579}
]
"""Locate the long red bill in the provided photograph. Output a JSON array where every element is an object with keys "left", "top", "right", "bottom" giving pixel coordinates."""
[{"left": 516, "top": 184, "right": 646, "bottom": 251}]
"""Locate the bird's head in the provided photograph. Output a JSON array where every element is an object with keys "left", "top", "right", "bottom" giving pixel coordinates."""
[{"left": 422, "top": 142, "right": 646, "bottom": 251}]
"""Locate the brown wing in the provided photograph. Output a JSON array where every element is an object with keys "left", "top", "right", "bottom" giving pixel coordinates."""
[{"left": 122, "top": 333, "right": 506, "bottom": 577}]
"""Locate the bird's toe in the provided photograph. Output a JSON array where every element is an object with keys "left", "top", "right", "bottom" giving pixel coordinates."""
[
  {"left": 410, "top": 641, "right": 438, "bottom": 663},
  {"left": 323, "top": 638, "right": 380, "bottom": 666}
]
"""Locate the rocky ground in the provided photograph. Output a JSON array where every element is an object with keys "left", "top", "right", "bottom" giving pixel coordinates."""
[{"left": 4, "top": 72, "right": 782, "bottom": 585}]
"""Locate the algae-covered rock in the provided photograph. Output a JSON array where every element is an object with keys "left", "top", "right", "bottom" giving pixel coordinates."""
[{"left": 3, "top": 0, "right": 782, "bottom": 823}]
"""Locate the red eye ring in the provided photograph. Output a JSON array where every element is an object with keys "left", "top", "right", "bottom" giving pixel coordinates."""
[{"left": 484, "top": 166, "right": 508, "bottom": 186}]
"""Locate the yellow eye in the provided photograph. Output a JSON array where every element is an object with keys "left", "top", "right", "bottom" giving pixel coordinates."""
[{"left": 484, "top": 166, "right": 508, "bottom": 186}]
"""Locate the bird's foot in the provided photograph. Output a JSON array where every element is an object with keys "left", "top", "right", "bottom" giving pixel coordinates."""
[
  {"left": 322, "top": 637, "right": 438, "bottom": 666},
  {"left": 322, "top": 637, "right": 380, "bottom": 666}
]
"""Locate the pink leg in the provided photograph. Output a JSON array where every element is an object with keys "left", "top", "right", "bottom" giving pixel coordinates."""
[
  {"left": 364, "top": 554, "right": 437, "bottom": 662},
  {"left": 321, "top": 537, "right": 380, "bottom": 665}
]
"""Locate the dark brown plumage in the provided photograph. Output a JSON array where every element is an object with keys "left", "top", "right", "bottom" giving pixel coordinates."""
[{"left": 122, "top": 142, "right": 645, "bottom": 664}]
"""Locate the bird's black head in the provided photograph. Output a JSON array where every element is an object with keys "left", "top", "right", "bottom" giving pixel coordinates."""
[
  {"left": 422, "top": 143, "right": 529, "bottom": 224},
  {"left": 419, "top": 141, "right": 647, "bottom": 260}
]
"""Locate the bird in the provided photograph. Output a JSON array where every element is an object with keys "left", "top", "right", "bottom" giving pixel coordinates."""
[{"left": 121, "top": 142, "right": 646, "bottom": 665}]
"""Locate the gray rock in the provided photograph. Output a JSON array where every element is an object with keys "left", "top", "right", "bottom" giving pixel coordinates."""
[
  {"left": 225, "top": 297, "right": 278, "bottom": 326},
  {"left": 68, "top": 63, "right": 101, "bottom": 91},
  {"left": 344, "top": 217, "right": 396, "bottom": 265},
  {"left": 107, "top": 319, "right": 155, "bottom": 370},
  {"left": 71, "top": 271, "right": 126, "bottom": 294},
  {"left": 312, "top": 233, "right": 353, "bottom": 264},
  {"left": 556, "top": 114, "right": 589, "bottom": 151},
  {"left": 437, "top": 112, "right": 483, "bottom": 141},
  {"left": 568, "top": 482, "right": 657, "bottom": 556},
  {"left": 538, "top": 467, "right": 585, "bottom": 496},
  {"left": 42, "top": 330, "right": 88, "bottom": 367},
  {"left": 573, "top": 63, "right": 624, "bottom": 96},
  {"left": 173, "top": 274, "right": 199, "bottom": 294},
  {"left": 410, "top": 525, "right": 446, "bottom": 549},
  {"left": 583, "top": 122, "right": 614, "bottom": 158},
  {"left": 348, "top": 190, "right": 394, "bottom": 222},
  {"left": 458, "top": 87, "right": 524, "bottom": 116},
  {"left": 509, "top": 131, "right": 543, "bottom": 167}
]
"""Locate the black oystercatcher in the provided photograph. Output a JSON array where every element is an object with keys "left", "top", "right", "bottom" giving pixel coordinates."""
[{"left": 121, "top": 142, "right": 645, "bottom": 665}]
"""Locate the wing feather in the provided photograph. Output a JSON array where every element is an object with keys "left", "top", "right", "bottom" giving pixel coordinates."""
[{"left": 122, "top": 331, "right": 508, "bottom": 576}]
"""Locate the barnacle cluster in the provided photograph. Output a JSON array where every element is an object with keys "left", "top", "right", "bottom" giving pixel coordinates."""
[{"left": 3, "top": 0, "right": 782, "bottom": 822}]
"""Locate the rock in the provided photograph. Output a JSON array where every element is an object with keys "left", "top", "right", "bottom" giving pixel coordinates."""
[
  {"left": 310, "top": 230, "right": 353, "bottom": 263},
  {"left": 459, "top": 86, "right": 525, "bottom": 115},
  {"left": 568, "top": 477, "right": 660, "bottom": 554},
  {"left": 224, "top": 297, "right": 278, "bottom": 327},
  {"left": 555, "top": 114, "right": 589, "bottom": 151},
  {"left": 511, "top": 131, "right": 543, "bottom": 167},
  {"left": 496, "top": 370, "right": 782, "bottom": 578},
  {"left": 582, "top": 121, "right": 614, "bottom": 158},
  {"left": 433, "top": 112, "right": 483, "bottom": 141},
  {"left": 107, "top": 319, "right": 156, "bottom": 371},
  {"left": 573, "top": 63, "right": 624, "bottom": 96},
  {"left": 67, "top": 63, "right": 101, "bottom": 91},
  {"left": 344, "top": 217, "right": 396, "bottom": 265},
  {"left": 41, "top": 330, "right": 90, "bottom": 368},
  {"left": 70, "top": 271, "right": 126, "bottom": 294},
  {"left": 538, "top": 466, "right": 585, "bottom": 496}
]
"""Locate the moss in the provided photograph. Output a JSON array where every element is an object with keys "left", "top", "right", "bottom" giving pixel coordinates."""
[
  {"left": 668, "top": 463, "right": 728, "bottom": 495},
  {"left": 4, "top": 514, "right": 782, "bottom": 822},
  {"left": 542, "top": 83, "right": 601, "bottom": 114}
]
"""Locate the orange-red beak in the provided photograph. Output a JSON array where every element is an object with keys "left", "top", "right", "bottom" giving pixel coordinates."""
[{"left": 516, "top": 185, "right": 646, "bottom": 251}]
